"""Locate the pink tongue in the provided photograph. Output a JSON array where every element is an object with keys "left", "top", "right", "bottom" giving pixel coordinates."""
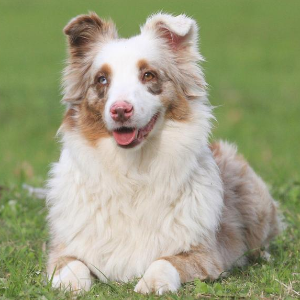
[{"left": 113, "top": 129, "right": 137, "bottom": 146}]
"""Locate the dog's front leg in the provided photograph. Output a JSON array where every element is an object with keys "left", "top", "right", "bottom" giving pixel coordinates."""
[
  {"left": 48, "top": 257, "right": 92, "bottom": 293},
  {"left": 135, "top": 246, "right": 223, "bottom": 295}
]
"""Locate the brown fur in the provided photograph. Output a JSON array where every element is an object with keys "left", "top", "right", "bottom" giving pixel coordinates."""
[
  {"left": 137, "top": 59, "right": 191, "bottom": 122},
  {"left": 214, "top": 141, "right": 280, "bottom": 262},
  {"left": 62, "top": 108, "right": 77, "bottom": 130},
  {"left": 63, "top": 13, "right": 117, "bottom": 104},
  {"left": 137, "top": 59, "right": 163, "bottom": 95},
  {"left": 47, "top": 243, "right": 70, "bottom": 275},
  {"left": 47, "top": 243, "right": 90, "bottom": 282},
  {"left": 61, "top": 93, "right": 110, "bottom": 146},
  {"left": 77, "top": 100, "right": 110, "bottom": 145},
  {"left": 64, "top": 13, "right": 117, "bottom": 57},
  {"left": 50, "top": 256, "right": 77, "bottom": 276},
  {"left": 153, "top": 141, "right": 280, "bottom": 283},
  {"left": 62, "top": 62, "right": 112, "bottom": 144},
  {"left": 161, "top": 245, "right": 223, "bottom": 282},
  {"left": 211, "top": 142, "right": 280, "bottom": 255},
  {"left": 50, "top": 13, "right": 281, "bottom": 292},
  {"left": 163, "top": 92, "right": 191, "bottom": 122},
  {"left": 93, "top": 63, "right": 112, "bottom": 99},
  {"left": 143, "top": 18, "right": 207, "bottom": 100}
]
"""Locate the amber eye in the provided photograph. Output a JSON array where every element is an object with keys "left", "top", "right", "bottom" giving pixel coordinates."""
[
  {"left": 143, "top": 72, "right": 155, "bottom": 82},
  {"left": 98, "top": 76, "right": 108, "bottom": 85}
]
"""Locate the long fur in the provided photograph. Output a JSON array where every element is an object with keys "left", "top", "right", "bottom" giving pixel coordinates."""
[{"left": 46, "top": 12, "right": 280, "bottom": 294}]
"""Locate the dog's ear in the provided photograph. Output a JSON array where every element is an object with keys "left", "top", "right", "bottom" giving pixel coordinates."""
[
  {"left": 141, "top": 13, "right": 198, "bottom": 51},
  {"left": 141, "top": 13, "right": 206, "bottom": 99},
  {"left": 62, "top": 13, "right": 117, "bottom": 104},
  {"left": 64, "top": 12, "right": 118, "bottom": 55}
]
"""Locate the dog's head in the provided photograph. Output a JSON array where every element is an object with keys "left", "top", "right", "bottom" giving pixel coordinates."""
[{"left": 61, "top": 12, "right": 207, "bottom": 149}]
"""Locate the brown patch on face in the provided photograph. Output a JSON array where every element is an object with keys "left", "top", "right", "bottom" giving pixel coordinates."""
[
  {"left": 97, "top": 64, "right": 112, "bottom": 78},
  {"left": 62, "top": 63, "right": 112, "bottom": 145},
  {"left": 137, "top": 59, "right": 150, "bottom": 73},
  {"left": 161, "top": 245, "right": 223, "bottom": 283},
  {"left": 137, "top": 59, "right": 191, "bottom": 122},
  {"left": 61, "top": 95, "right": 110, "bottom": 146},
  {"left": 94, "top": 63, "right": 112, "bottom": 99},
  {"left": 162, "top": 92, "right": 191, "bottom": 122},
  {"left": 147, "top": 82, "right": 162, "bottom": 95},
  {"left": 77, "top": 97, "right": 110, "bottom": 146},
  {"left": 137, "top": 59, "right": 163, "bottom": 95}
]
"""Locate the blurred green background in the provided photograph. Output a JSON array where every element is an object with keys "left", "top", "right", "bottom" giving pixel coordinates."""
[
  {"left": 0, "top": 1, "right": 300, "bottom": 299},
  {"left": 0, "top": 0, "right": 299, "bottom": 185}
]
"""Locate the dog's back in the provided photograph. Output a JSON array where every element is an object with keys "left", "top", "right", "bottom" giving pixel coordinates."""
[{"left": 211, "top": 141, "right": 280, "bottom": 268}]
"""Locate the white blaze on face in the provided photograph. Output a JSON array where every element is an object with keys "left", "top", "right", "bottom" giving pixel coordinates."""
[{"left": 93, "top": 35, "right": 164, "bottom": 132}]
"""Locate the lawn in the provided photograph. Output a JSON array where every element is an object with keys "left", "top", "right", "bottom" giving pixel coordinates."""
[{"left": 0, "top": 0, "right": 300, "bottom": 299}]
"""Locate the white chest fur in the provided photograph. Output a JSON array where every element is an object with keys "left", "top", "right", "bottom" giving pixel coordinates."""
[{"left": 47, "top": 106, "right": 224, "bottom": 281}]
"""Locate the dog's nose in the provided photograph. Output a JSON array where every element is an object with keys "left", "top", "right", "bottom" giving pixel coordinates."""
[{"left": 110, "top": 101, "right": 134, "bottom": 122}]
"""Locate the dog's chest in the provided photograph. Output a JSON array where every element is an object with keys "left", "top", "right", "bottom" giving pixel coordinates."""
[
  {"left": 50, "top": 158, "right": 194, "bottom": 281},
  {"left": 62, "top": 183, "right": 192, "bottom": 281},
  {"left": 49, "top": 141, "right": 222, "bottom": 281}
]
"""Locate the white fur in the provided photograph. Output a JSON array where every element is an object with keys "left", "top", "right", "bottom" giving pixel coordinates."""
[
  {"left": 52, "top": 260, "right": 92, "bottom": 292},
  {"left": 134, "top": 260, "right": 181, "bottom": 295},
  {"left": 49, "top": 81, "right": 222, "bottom": 282},
  {"left": 47, "top": 13, "right": 224, "bottom": 293},
  {"left": 47, "top": 98, "right": 223, "bottom": 282},
  {"left": 93, "top": 36, "right": 164, "bottom": 132},
  {"left": 142, "top": 13, "right": 198, "bottom": 47}
]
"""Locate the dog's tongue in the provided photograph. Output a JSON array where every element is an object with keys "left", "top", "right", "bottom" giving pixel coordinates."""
[{"left": 113, "top": 128, "right": 137, "bottom": 146}]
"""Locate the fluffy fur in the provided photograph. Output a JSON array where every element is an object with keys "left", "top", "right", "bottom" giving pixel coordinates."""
[{"left": 46, "top": 12, "right": 280, "bottom": 294}]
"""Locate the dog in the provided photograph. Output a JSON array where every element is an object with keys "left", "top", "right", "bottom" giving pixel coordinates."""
[{"left": 46, "top": 12, "right": 281, "bottom": 295}]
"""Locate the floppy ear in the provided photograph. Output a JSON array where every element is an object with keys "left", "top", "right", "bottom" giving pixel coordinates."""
[
  {"left": 64, "top": 12, "right": 118, "bottom": 56},
  {"left": 141, "top": 13, "right": 198, "bottom": 51},
  {"left": 141, "top": 13, "right": 206, "bottom": 99},
  {"left": 62, "top": 13, "right": 117, "bottom": 103}
]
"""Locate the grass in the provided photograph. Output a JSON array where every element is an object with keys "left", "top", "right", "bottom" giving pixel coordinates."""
[
  {"left": 0, "top": 0, "right": 300, "bottom": 299},
  {"left": 1, "top": 183, "right": 300, "bottom": 299}
]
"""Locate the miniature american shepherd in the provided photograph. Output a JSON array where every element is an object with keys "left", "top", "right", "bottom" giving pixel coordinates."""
[{"left": 46, "top": 12, "right": 280, "bottom": 295}]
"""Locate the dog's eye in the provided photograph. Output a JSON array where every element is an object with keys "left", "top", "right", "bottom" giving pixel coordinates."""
[
  {"left": 98, "top": 76, "right": 108, "bottom": 85},
  {"left": 143, "top": 72, "right": 155, "bottom": 82}
]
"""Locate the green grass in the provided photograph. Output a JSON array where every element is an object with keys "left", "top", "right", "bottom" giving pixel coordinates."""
[
  {"left": 1, "top": 183, "right": 300, "bottom": 299},
  {"left": 0, "top": 0, "right": 300, "bottom": 299}
]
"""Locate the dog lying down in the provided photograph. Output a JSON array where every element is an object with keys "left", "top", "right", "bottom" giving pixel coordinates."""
[{"left": 46, "top": 12, "right": 281, "bottom": 295}]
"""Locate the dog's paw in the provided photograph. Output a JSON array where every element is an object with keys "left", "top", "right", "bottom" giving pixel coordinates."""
[
  {"left": 51, "top": 260, "right": 92, "bottom": 293},
  {"left": 134, "top": 260, "right": 181, "bottom": 295}
]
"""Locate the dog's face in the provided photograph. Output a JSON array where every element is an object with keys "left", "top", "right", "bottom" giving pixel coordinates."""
[
  {"left": 93, "top": 36, "right": 167, "bottom": 148},
  {"left": 62, "top": 13, "right": 206, "bottom": 149}
]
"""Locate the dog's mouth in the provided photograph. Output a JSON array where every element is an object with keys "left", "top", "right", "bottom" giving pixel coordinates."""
[{"left": 112, "top": 114, "right": 159, "bottom": 148}]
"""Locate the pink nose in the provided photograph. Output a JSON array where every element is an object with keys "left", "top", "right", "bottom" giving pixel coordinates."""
[{"left": 110, "top": 101, "right": 134, "bottom": 122}]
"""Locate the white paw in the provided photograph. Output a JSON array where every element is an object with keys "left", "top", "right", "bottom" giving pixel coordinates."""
[
  {"left": 134, "top": 260, "right": 181, "bottom": 295},
  {"left": 51, "top": 260, "right": 92, "bottom": 293}
]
